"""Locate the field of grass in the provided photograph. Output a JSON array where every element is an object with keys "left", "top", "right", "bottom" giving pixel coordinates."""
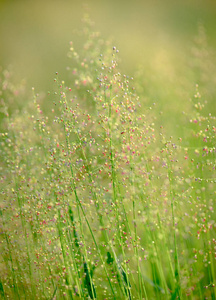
[{"left": 0, "top": 14, "right": 216, "bottom": 300}]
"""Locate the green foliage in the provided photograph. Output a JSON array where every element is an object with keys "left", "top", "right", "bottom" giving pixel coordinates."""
[{"left": 0, "top": 17, "right": 215, "bottom": 299}]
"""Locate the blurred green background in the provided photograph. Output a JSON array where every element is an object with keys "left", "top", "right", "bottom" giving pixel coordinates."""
[{"left": 0, "top": 0, "right": 216, "bottom": 93}]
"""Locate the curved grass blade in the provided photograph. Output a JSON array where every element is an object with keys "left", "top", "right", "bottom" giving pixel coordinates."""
[
  {"left": 68, "top": 206, "right": 80, "bottom": 248},
  {"left": 83, "top": 261, "right": 97, "bottom": 299},
  {"left": 50, "top": 286, "right": 57, "bottom": 300},
  {"left": 108, "top": 249, "right": 132, "bottom": 300}
]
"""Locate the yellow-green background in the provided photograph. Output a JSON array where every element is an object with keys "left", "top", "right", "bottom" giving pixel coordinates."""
[{"left": 0, "top": 0, "right": 216, "bottom": 93}]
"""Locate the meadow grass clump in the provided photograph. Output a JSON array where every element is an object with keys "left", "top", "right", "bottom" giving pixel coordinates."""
[{"left": 0, "top": 18, "right": 215, "bottom": 299}]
